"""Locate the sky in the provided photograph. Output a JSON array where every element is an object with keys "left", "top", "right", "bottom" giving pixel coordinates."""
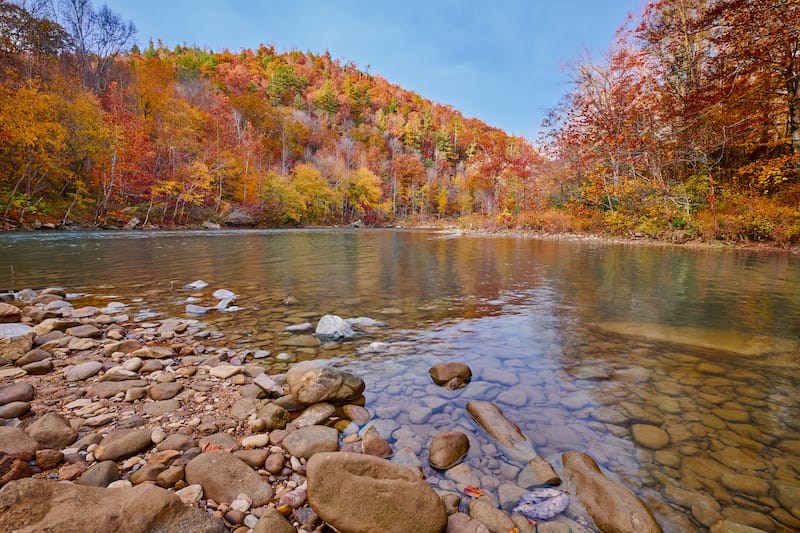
[{"left": 106, "top": 1, "right": 644, "bottom": 141}]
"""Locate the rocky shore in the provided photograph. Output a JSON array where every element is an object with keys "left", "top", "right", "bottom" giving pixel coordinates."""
[{"left": 0, "top": 286, "right": 765, "bottom": 532}]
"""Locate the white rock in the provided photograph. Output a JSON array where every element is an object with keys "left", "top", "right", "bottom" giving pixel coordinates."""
[
  {"left": 123, "top": 357, "right": 143, "bottom": 372},
  {"left": 231, "top": 493, "right": 252, "bottom": 512},
  {"left": 253, "top": 350, "right": 271, "bottom": 359},
  {"left": 64, "top": 398, "right": 93, "bottom": 410},
  {"left": 345, "top": 317, "right": 386, "bottom": 328},
  {"left": 210, "top": 364, "right": 241, "bottom": 379},
  {"left": 184, "top": 280, "right": 208, "bottom": 290},
  {"left": 185, "top": 304, "right": 210, "bottom": 315},
  {"left": 151, "top": 427, "right": 166, "bottom": 444},
  {"left": 217, "top": 296, "right": 237, "bottom": 310},
  {"left": 253, "top": 374, "right": 284, "bottom": 396},
  {"left": 212, "top": 289, "right": 235, "bottom": 300},
  {"left": 285, "top": 323, "right": 313, "bottom": 332},
  {"left": 176, "top": 484, "right": 203, "bottom": 505},
  {"left": 315, "top": 314, "right": 355, "bottom": 339},
  {"left": 241, "top": 434, "right": 270, "bottom": 449},
  {"left": 243, "top": 515, "right": 259, "bottom": 528},
  {"left": 107, "top": 480, "right": 132, "bottom": 489}
]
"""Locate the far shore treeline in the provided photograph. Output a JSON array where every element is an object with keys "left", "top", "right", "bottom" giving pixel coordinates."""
[{"left": 1, "top": 0, "right": 798, "bottom": 245}]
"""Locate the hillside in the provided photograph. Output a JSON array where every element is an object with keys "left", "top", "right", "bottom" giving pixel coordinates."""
[{"left": 0, "top": 1, "right": 541, "bottom": 229}]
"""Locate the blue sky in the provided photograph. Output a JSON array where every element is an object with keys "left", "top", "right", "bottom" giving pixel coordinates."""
[{"left": 106, "top": 1, "right": 643, "bottom": 141}]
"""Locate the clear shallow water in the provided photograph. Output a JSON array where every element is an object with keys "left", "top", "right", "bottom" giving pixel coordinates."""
[{"left": 2, "top": 229, "right": 799, "bottom": 531}]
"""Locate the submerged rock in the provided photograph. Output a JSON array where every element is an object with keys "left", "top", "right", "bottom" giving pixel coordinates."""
[
  {"left": 466, "top": 400, "right": 537, "bottom": 461},
  {"left": 429, "top": 431, "right": 469, "bottom": 470},
  {"left": 562, "top": 451, "right": 662, "bottom": 533}
]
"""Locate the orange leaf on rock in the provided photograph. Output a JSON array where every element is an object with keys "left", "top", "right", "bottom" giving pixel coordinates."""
[{"left": 463, "top": 486, "right": 484, "bottom": 497}]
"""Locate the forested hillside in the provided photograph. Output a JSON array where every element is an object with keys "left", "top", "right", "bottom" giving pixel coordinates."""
[
  {"left": 546, "top": 0, "right": 800, "bottom": 244},
  {"left": 1, "top": 0, "right": 798, "bottom": 245},
  {"left": 0, "top": 0, "right": 540, "bottom": 229}
]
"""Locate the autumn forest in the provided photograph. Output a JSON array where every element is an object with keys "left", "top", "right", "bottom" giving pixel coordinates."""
[{"left": 1, "top": 0, "right": 798, "bottom": 245}]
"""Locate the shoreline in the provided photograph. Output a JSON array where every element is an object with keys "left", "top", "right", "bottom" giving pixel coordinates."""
[{"left": 4, "top": 221, "right": 797, "bottom": 255}]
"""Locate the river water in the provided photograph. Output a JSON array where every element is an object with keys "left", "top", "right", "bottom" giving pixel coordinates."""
[{"left": 2, "top": 229, "right": 799, "bottom": 531}]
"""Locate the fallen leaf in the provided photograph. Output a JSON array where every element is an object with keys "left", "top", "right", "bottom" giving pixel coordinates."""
[
  {"left": 464, "top": 486, "right": 484, "bottom": 497},
  {"left": 201, "top": 442, "right": 222, "bottom": 453}
]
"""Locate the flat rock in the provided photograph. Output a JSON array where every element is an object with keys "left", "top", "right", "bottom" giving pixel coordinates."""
[
  {"left": 87, "top": 380, "right": 149, "bottom": 399},
  {"left": 0, "top": 477, "right": 226, "bottom": 532},
  {"left": 149, "top": 382, "right": 183, "bottom": 400},
  {"left": 0, "top": 382, "right": 34, "bottom": 405},
  {"left": 66, "top": 361, "right": 104, "bottom": 382},
  {"left": 281, "top": 425, "right": 339, "bottom": 459},
  {"left": 466, "top": 400, "right": 537, "bottom": 461},
  {"left": 562, "top": 451, "right": 661, "bottom": 533},
  {"left": 293, "top": 403, "right": 336, "bottom": 427},
  {"left": 307, "top": 452, "right": 447, "bottom": 533},
  {"left": 185, "top": 451, "right": 272, "bottom": 506},
  {"left": 468, "top": 500, "right": 517, "bottom": 533},
  {"left": 362, "top": 426, "right": 392, "bottom": 458},
  {"left": 632, "top": 424, "right": 670, "bottom": 450},
  {"left": 94, "top": 429, "right": 153, "bottom": 461},
  {"left": 64, "top": 324, "right": 101, "bottom": 338},
  {"left": 21, "top": 359, "right": 52, "bottom": 375},
  {"left": 26, "top": 412, "right": 77, "bottom": 449},
  {"left": 430, "top": 431, "right": 469, "bottom": 469},
  {"left": 210, "top": 364, "right": 241, "bottom": 379},
  {"left": 142, "top": 399, "right": 181, "bottom": 417}
]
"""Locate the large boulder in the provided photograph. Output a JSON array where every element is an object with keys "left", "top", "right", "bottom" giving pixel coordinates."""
[
  {"left": 562, "top": 451, "right": 661, "bottom": 533},
  {"left": 185, "top": 451, "right": 273, "bottom": 506},
  {"left": 25, "top": 412, "right": 77, "bottom": 449},
  {"left": 307, "top": 452, "right": 448, "bottom": 533},
  {"left": 286, "top": 361, "right": 364, "bottom": 404},
  {"left": 314, "top": 315, "right": 354, "bottom": 340},
  {"left": 466, "top": 401, "right": 537, "bottom": 461},
  {"left": 429, "top": 431, "right": 469, "bottom": 470},
  {"left": 0, "top": 477, "right": 226, "bottom": 533},
  {"left": 0, "top": 323, "right": 34, "bottom": 361}
]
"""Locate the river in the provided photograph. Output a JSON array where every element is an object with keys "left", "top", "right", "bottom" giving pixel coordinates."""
[{"left": 2, "top": 229, "right": 799, "bottom": 531}]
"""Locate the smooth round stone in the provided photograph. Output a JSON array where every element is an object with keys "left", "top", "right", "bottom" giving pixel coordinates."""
[
  {"left": 0, "top": 382, "right": 34, "bottom": 406},
  {"left": 281, "top": 426, "right": 339, "bottom": 459},
  {"left": 428, "top": 362, "right": 472, "bottom": 386},
  {"left": 185, "top": 451, "right": 272, "bottom": 506},
  {"left": 66, "top": 361, "right": 103, "bottom": 382},
  {"left": 150, "top": 383, "right": 184, "bottom": 401},
  {"left": 26, "top": 412, "right": 77, "bottom": 449}
]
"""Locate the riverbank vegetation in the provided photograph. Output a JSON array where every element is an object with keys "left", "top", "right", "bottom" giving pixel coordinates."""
[{"left": 1, "top": 0, "right": 798, "bottom": 245}]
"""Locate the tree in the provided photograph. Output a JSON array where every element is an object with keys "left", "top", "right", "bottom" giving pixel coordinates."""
[{"left": 57, "top": 0, "right": 135, "bottom": 91}]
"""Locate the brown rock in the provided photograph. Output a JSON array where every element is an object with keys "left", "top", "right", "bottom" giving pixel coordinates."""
[
  {"left": 429, "top": 362, "right": 472, "bottom": 385},
  {"left": 253, "top": 507, "right": 297, "bottom": 533},
  {"left": 77, "top": 460, "right": 120, "bottom": 487},
  {"left": 562, "top": 451, "right": 661, "bottom": 533},
  {"left": 264, "top": 452, "right": 285, "bottom": 474},
  {"left": 0, "top": 323, "right": 35, "bottom": 361},
  {"left": 286, "top": 361, "right": 365, "bottom": 404},
  {"left": 0, "top": 426, "right": 39, "bottom": 460},
  {"left": 158, "top": 433, "right": 196, "bottom": 452},
  {"left": 466, "top": 401, "right": 537, "bottom": 461},
  {"left": 430, "top": 431, "right": 469, "bottom": 470},
  {"left": 26, "top": 412, "right": 77, "bottom": 449},
  {"left": 15, "top": 349, "right": 49, "bottom": 366},
  {"left": 517, "top": 456, "right": 562, "bottom": 487},
  {"left": 64, "top": 324, "right": 101, "bottom": 338},
  {"left": 307, "top": 452, "right": 448, "bottom": 533},
  {"left": 0, "top": 382, "right": 35, "bottom": 406},
  {"left": 281, "top": 425, "right": 339, "bottom": 459},
  {"left": 94, "top": 429, "right": 153, "bottom": 461},
  {"left": 0, "top": 401, "right": 30, "bottom": 419},
  {"left": 58, "top": 461, "right": 88, "bottom": 480},
  {"left": 0, "top": 477, "right": 226, "bottom": 532},
  {"left": 0, "top": 302, "right": 21, "bottom": 323},
  {"left": 34, "top": 449, "right": 64, "bottom": 470},
  {"left": 185, "top": 451, "right": 273, "bottom": 506},
  {"left": 467, "top": 500, "right": 516, "bottom": 533},
  {"left": 362, "top": 426, "right": 392, "bottom": 458},
  {"left": 0, "top": 452, "right": 30, "bottom": 486},
  {"left": 256, "top": 402, "right": 291, "bottom": 430},
  {"left": 21, "top": 359, "right": 52, "bottom": 375},
  {"left": 149, "top": 382, "right": 184, "bottom": 401},
  {"left": 233, "top": 449, "right": 269, "bottom": 468},
  {"left": 156, "top": 464, "right": 185, "bottom": 487}
]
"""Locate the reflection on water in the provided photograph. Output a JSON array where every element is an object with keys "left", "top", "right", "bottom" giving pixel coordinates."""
[{"left": 2, "top": 229, "right": 799, "bottom": 531}]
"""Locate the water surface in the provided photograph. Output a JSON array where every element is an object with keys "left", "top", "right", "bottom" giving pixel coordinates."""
[{"left": 2, "top": 229, "right": 799, "bottom": 531}]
